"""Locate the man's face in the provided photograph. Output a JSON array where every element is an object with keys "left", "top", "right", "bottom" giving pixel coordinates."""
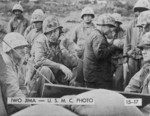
[
  {"left": 47, "top": 28, "right": 60, "bottom": 42},
  {"left": 34, "top": 21, "right": 42, "bottom": 30},
  {"left": 103, "top": 25, "right": 115, "bottom": 39},
  {"left": 13, "top": 46, "right": 26, "bottom": 60},
  {"left": 83, "top": 14, "right": 93, "bottom": 24},
  {"left": 13, "top": 10, "right": 22, "bottom": 18},
  {"left": 142, "top": 47, "right": 150, "bottom": 62},
  {"left": 115, "top": 22, "right": 121, "bottom": 28},
  {"left": 139, "top": 24, "right": 150, "bottom": 35}
]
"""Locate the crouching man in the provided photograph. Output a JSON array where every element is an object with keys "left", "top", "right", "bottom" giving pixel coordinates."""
[{"left": 26, "top": 16, "right": 78, "bottom": 96}]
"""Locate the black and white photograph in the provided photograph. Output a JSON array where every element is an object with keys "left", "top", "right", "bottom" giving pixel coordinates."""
[{"left": 0, "top": 0, "right": 150, "bottom": 116}]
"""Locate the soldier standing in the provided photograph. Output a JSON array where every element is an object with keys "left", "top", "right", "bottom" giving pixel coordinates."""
[
  {"left": 7, "top": 2, "right": 29, "bottom": 35},
  {"left": 68, "top": 6, "right": 96, "bottom": 87},
  {"left": 83, "top": 14, "right": 118, "bottom": 89}
]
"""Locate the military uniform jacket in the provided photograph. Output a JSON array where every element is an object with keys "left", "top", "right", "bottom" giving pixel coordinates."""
[
  {"left": 83, "top": 29, "right": 116, "bottom": 83},
  {"left": 30, "top": 33, "right": 78, "bottom": 70},
  {"left": 125, "top": 62, "right": 150, "bottom": 94},
  {"left": 69, "top": 22, "right": 95, "bottom": 58},
  {"left": 1, "top": 53, "right": 29, "bottom": 114},
  {"left": 7, "top": 16, "right": 29, "bottom": 35}
]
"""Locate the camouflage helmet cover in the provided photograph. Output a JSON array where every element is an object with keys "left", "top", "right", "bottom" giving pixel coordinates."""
[
  {"left": 137, "top": 10, "right": 150, "bottom": 27},
  {"left": 111, "top": 13, "right": 122, "bottom": 24},
  {"left": 31, "top": 9, "right": 45, "bottom": 23},
  {"left": 3, "top": 32, "right": 28, "bottom": 53},
  {"left": 97, "top": 14, "right": 116, "bottom": 27},
  {"left": 12, "top": 3, "right": 23, "bottom": 12},
  {"left": 43, "top": 16, "right": 62, "bottom": 34}
]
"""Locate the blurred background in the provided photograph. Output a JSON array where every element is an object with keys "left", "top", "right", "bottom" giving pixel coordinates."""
[{"left": 0, "top": 0, "right": 138, "bottom": 32}]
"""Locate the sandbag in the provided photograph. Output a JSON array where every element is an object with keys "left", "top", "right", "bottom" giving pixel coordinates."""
[
  {"left": 140, "top": 105, "right": 150, "bottom": 116},
  {"left": 11, "top": 104, "right": 78, "bottom": 116},
  {"left": 64, "top": 89, "right": 143, "bottom": 116}
]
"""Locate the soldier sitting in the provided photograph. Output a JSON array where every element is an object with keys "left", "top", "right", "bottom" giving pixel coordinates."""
[
  {"left": 26, "top": 16, "right": 78, "bottom": 97},
  {"left": 125, "top": 32, "right": 150, "bottom": 115},
  {"left": 1, "top": 32, "right": 30, "bottom": 115}
]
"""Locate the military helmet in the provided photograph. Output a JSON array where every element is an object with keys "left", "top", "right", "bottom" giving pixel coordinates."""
[
  {"left": 138, "top": 32, "right": 150, "bottom": 49},
  {"left": 134, "top": 0, "right": 150, "bottom": 12},
  {"left": 112, "top": 13, "right": 122, "bottom": 24},
  {"left": 137, "top": 10, "right": 150, "bottom": 27},
  {"left": 43, "top": 16, "right": 62, "bottom": 34},
  {"left": 97, "top": 14, "right": 116, "bottom": 27},
  {"left": 81, "top": 7, "right": 95, "bottom": 19},
  {"left": 3, "top": 32, "right": 28, "bottom": 53},
  {"left": 12, "top": 3, "right": 23, "bottom": 12},
  {"left": 31, "top": 9, "right": 44, "bottom": 23}
]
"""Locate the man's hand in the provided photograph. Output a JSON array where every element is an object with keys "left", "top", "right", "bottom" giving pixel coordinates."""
[
  {"left": 127, "top": 49, "right": 134, "bottom": 56},
  {"left": 113, "top": 39, "right": 124, "bottom": 49},
  {"left": 60, "top": 65, "right": 73, "bottom": 81}
]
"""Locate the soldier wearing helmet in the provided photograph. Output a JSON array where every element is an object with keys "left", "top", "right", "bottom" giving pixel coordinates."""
[
  {"left": 67, "top": 6, "right": 96, "bottom": 87},
  {"left": 26, "top": 9, "right": 44, "bottom": 46},
  {"left": 83, "top": 14, "right": 118, "bottom": 89},
  {"left": 112, "top": 13, "right": 122, "bottom": 28},
  {"left": 26, "top": 16, "right": 78, "bottom": 96},
  {"left": 70, "top": 6, "right": 95, "bottom": 58},
  {"left": 125, "top": 32, "right": 150, "bottom": 115},
  {"left": 111, "top": 13, "right": 125, "bottom": 91},
  {"left": 1, "top": 32, "right": 30, "bottom": 115},
  {"left": 25, "top": 9, "right": 45, "bottom": 63},
  {"left": 7, "top": 2, "right": 29, "bottom": 35},
  {"left": 137, "top": 10, "right": 150, "bottom": 34},
  {"left": 123, "top": 0, "right": 150, "bottom": 88}
]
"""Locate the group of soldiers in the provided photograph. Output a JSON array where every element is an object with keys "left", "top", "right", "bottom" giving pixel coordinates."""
[{"left": 1, "top": 0, "right": 150, "bottom": 115}]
